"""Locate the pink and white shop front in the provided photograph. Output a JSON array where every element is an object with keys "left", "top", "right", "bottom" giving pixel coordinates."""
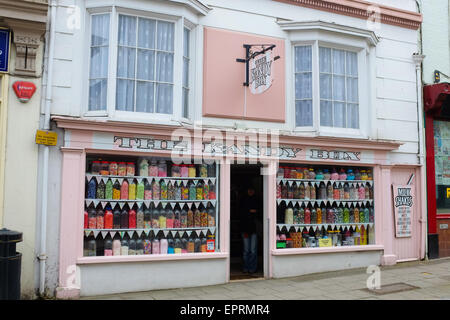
[{"left": 53, "top": 116, "right": 426, "bottom": 298}]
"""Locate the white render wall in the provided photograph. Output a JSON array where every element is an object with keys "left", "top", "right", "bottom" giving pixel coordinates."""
[
  {"left": 46, "top": 0, "right": 421, "bottom": 163},
  {"left": 421, "top": 0, "right": 450, "bottom": 85}
]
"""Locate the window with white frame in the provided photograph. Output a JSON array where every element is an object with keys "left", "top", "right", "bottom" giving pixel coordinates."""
[
  {"left": 182, "top": 27, "right": 190, "bottom": 118},
  {"left": 88, "top": 14, "right": 110, "bottom": 111},
  {"left": 294, "top": 45, "right": 360, "bottom": 129},
  {"left": 87, "top": 11, "right": 193, "bottom": 118}
]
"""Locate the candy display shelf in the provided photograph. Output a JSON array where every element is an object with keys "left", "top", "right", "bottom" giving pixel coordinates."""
[
  {"left": 84, "top": 227, "right": 216, "bottom": 233},
  {"left": 84, "top": 199, "right": 217, "bottom": 205},
  {"left": 277, "top": 178, "right": 373, "bottom": 185},
  {"left": 86, "top": 174, "right": 217, "bottom": 180},
  {"left": 277, "top": 199, "right": 373, "bottom": 205},
  {"left": 276, "top": 223, "right": 374, "bottom": 229}
]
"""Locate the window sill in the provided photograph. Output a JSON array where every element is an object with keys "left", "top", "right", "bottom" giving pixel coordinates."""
[
  {"left": 77, "top": 252, "right": 229, "bottom": 264},
  {"left": 318, "top": 128, "right": 368, "bottom": 140},
  {"left": 271, "top": 244, "right": 383, "bottom": 256}
]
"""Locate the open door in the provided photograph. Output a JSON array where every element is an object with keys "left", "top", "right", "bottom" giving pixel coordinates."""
[{"left": 230, "top": 164, "right": 264, "bottom": 280}]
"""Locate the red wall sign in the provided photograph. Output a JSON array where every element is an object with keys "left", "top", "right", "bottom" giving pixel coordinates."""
[{"left": 12, "top": 81, "right": 36, "bottom": 102}]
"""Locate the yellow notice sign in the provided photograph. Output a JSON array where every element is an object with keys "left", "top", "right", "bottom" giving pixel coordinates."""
[
  {"left": 318, "top": 238, "right": 332, "bottom": 247},
  {"left": 36, "top": 130, "right": 57, "bottom": 146}
]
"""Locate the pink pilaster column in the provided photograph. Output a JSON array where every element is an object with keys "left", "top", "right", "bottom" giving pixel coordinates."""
[
  {"left": 267, "top": 160, "right": 277, "bottom": 279},
  {"left": 379, "top": 165, "right": 397, "bottom": 265},
  {"left": 56, "top": 147, "right": 85, "bottom": 299},
  {"left": 220, "top": 160, "right": 230, "bottom": 281}
]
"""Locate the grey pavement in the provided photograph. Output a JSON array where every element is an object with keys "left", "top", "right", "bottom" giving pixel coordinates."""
[{"left": 80, "top": 257, "right": 450, "bottom": 300}]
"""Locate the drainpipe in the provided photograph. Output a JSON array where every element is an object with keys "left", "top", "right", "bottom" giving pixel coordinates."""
[
  {"left": 414, "top": 0, "right": 428, "bottom": 261},
  {"left": 38, "top": 0, "right": 57, "bottom": 296}
]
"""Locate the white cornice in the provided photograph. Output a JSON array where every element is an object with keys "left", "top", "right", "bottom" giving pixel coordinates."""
[
  {"left": 0, "top": 0, "right": 48, "bottom": 23},
  {"left": 277, "top": 20, "right": 379, "bottom": 46},
  {"left": 169, "top": 0, "right": 211, "bottom": 16}
]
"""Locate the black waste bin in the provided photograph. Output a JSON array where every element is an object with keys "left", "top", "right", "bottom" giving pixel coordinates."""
[{"left": 0, "top": 228, "right": 22, "bottom": 300}]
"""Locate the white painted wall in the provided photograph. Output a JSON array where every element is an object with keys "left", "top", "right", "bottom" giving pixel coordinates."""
[
  {"left": 3, "top": 55, "right": 44, "bottom": 299},
  {"left": 272, "top": 251, "right": 382, "bottom": 278},
  {"left": 46, "top": 0, "right": 421, "bottom": 163},
  {"left": 421, "top": 0, "right": 450, "bottom": 84},
  {"left": 79, "top": 258, "right": 228, "bottom": 296}
]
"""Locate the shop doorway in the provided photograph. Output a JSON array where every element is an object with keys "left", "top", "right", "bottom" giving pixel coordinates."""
[{"left": 230, "top": 164, "right": 264, "bottom": 280}]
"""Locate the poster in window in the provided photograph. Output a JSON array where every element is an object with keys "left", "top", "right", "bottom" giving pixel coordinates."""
[{"left": 392, "top": 185, "right": 413, "bottom": 238}]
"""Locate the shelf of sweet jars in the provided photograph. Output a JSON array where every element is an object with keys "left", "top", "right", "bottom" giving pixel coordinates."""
[
  {"left": 277, "top": 178, "right": 373, "bottom": 186},
  {"left": 277, "top": 199, "right": 373, "bottom": 205},
  {"left": 86, "top": 174, "right": 217, "bottom": 180},
  {"left": 276, "top": 223, "right": 374, "bottom": 230},
  {"left": 84, "top": 199, "right": 217, "bottom": 207},
  {"left": 84, "top": 227, "right": 216, "bottom": 233}
]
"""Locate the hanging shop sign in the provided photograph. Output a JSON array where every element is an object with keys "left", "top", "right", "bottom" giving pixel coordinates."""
[
  {"left": 13, "top": 81, "right": 36, "bottom": 102},
  {"left": 236, "top": 44, "right": 280, "bottom": 93},
  {"left": 249, "top": 50, "right": 273, "bottom": 94},
  {"left": 0, "top": 29, "right": 10, "bottom": 73},
  {"left": 392, "top": 185, "right": 413, "bottom": 238},
  {"left": 36, "top": 130, "right": 58, "bottom": 146}
]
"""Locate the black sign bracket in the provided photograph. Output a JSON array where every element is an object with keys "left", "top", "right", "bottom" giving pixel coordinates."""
[{"left": 236, "top": 44, "right": 280, "bottom": 87}]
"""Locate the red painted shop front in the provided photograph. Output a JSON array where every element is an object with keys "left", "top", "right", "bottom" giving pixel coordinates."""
[{"left": 424, "top": 83, "right": 450, "bottom": 258}]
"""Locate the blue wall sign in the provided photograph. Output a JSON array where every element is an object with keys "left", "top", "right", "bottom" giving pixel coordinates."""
[{"left": 0, "top": 29, "right": 10, "bottom": 73}]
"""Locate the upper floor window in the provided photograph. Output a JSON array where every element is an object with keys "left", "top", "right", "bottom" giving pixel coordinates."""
[
  {"left": 294, "top": 44, "right": 360, "bottom": 130},
  {"left": 88, "top": 14, "right": 110, "bottom": 111},
  {"left": 116, "top": 15, "right": 174, "bottom": 114},
  {"left": 87, "top": 9, "right": 195, "bottom": 120}
]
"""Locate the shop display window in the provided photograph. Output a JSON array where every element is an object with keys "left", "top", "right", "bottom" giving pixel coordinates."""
[
  {"left": 83, "top": 155, "right": 219, "bottom": 257},
  {"left": 276, "top": 164, "right": 375, "bottom": 249},
  {"left": 433, "top": 120, "right": 450, "bottom": 214}
]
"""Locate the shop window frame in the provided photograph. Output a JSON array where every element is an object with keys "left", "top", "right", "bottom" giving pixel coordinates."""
[
  {"left": 274, "top": 162, "right": 377, "bottom": 252},
  {"left": 82, "top": 152, "right": 222, "bottom": 259},
  {"left": 83, "top": 5, "right": 197, "bottom": 125}
]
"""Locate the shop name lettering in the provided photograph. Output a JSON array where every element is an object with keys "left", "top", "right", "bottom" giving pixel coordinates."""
[
  {"left": 251, "top": 55, "right": 272, "bottom": 88},
  {"left": 310, "top": 149, "right": 361, "bottom": 161},
  {"left": 114, "top": 136, "right": 301, "bottom": 158},
  {"left": 395, "top": 188, "right": 413, "bottom": 207}
]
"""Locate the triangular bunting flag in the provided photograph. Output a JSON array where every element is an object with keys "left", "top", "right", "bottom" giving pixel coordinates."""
[
  {"left": 353, "top": 202, "right": 357, "bottom": 206},
  {"left": 101, "top": 201, "right": 108, "bottom": 209},
  {"left": 117, "top": 178, "right": 124, "bottom": 184},
  {"left": 195, "top": 202, "right": 201, "bottom": 208},
  {"left": 163, "top": 230, "right": 169, "bottom": 237},
  {"left": 84, "top": 230, "right": 91, "bottom": 237},
  {"left": 127, "top": 230, "right": 134, "bottom": 238},
  {"left": 85, "top": 199, "right": 93, "bottom": 207},
  {"left": 93, "top": 230, "right": 100, "bottom": 238},
  {"left": 101, "top": 231, "right": 108, "bottom": 238},
  {"left": 86, "top": 174, "right": 93, "bottom": 181},
  {"left": 203, "top": 179, "right": 209, "bottom": 185},
  {"left": 154, "top": 201, "right": 160, "bottom": 208},
  {"left": 137, "top": 230, "right": 144, "bottom": 237},
  {"left": 93, "top": 200, "right": 99, "bottom": 208},
  {"left": 161, "top": 202, "right": 167, "bottom": 209},
  {"left": 110, "top": 231, "right": 117, "bottom": 238},
  {"left": 136, "top": 178, "right": 143, "bottom": 184},
  {"left": 101, "top": 177, "right": 108, "bottom": 184},
  {"left": 110, "top": 201, "right": 117, "bottom": 209},
  {"left": 118, "top": 202, "right": 125, "bottom": 209},
  {"left": 210, "top": 178, "right": 216, "bottom": 184},
  {"left": 154, "top": 178, "right": 160, "bottom": 183},
  {"left": 202, "top": 201, "right": 208, "bottom": 207},
  {"left": 186, "top": 231, "right": 192, "bottom": 237},
  {"left": 136, "top": 201, "right": 143, "bottom": 208},
  {"left": 187, "top": 202, "right": 193, "bottom": 209}
]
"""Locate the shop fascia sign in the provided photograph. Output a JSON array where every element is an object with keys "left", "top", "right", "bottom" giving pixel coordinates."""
[
  {"left": 113, "top": 136, "right": 362, "bottom": 161},
  {"left": 114, "top": 136, "right": 300, "bottom": 159}
]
